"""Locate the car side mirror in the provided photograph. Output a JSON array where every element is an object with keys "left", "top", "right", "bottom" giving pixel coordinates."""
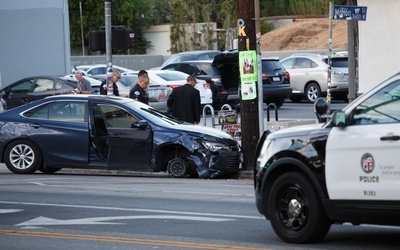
[
  {"left": 331, "top": 111, "right": 346, "bottom": 127},
  {"left": 131, "top": 120, "right": 149, "bottom": 130}
]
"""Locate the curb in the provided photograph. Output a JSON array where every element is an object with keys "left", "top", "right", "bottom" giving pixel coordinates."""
[{"left": 59, "top": 168, "right": 253, "bottom": 180}]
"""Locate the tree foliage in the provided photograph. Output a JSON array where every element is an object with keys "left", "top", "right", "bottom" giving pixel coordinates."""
[
  {"left": 68, "top": 0, "right": 350, "bottom": 54},
  {"left": 68, "top": 0, "right": 153, "bottom": 54},
  {"left": 261, "top": 0, "right": 348, "bottom": 16}
]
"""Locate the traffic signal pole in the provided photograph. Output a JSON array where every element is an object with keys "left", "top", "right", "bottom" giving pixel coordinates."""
[
  {"left": 104, "top": 0, "right": 112, "bottom": 67},
  {"left": 237, "top": 0, "right": 261, "bottom": 171}
]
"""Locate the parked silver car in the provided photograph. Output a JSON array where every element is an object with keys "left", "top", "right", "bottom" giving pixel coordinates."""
[{"left": 281, "top": 53, "right": 348, "bottom": 103}]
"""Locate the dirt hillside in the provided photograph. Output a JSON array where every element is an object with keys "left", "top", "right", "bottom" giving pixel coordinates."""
[{"left": 260, "top": 18, "right": 347, "bottom": 51}]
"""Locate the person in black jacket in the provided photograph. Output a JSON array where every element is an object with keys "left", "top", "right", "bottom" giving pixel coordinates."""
[
  {"left": 129, "top": 70, "right": 149, "bottom": 104},
  {"left": 167, "top": 75, "right": 201, "bottom": 124},
  {"left": 100, "top": 70, "right": 120, "bottom": 96}
]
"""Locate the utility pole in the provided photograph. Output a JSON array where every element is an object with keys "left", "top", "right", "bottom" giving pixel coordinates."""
[
  {"left": 104, "top": 0, "right": 113, "bottom": 94},
  {"left": 347, "top": 0, "right": 359, "bottom": 102},
  {"left": 237, "top": 0, "right": 260, "bottom": 171}
]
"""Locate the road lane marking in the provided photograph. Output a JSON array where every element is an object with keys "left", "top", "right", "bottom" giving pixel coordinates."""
[
  {"left": 16, "top": 215, "right": 234, "bottom": 226},
  {"left": 0, "top": 230, "right": 270, "bottom": 250},
  {"left": 0, "top": 209, "right": 23, "bottom": 214},
  {"left": 0, "top": 201, "right": 264, "bottom": 220},
  {"left": 30, "top": 182, "right": 46, "bottom": 186}
]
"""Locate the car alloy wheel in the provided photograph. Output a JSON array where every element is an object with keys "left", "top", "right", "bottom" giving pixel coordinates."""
[
  {"left": 4, "top": 140, "right": 42, "bottom": 174},
  {"left": 305, "top": 83, "right": 321, "bottom": 102}
]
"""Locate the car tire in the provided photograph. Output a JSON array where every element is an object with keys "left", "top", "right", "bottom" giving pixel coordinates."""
[
  {"left": 305, "top": 83, "right": 321, "bottom": 102},
  {"left": 4, "top": 140, "right": 42, "bottom": 174},
  {"left": 274, "top": 98, "right": 285, "bottom": 108},
  {"left": 267, "top": 171, "right": 331, "bottom": 243},
  {"left": 167, "top": 158, "right": 188, "bottom": 178},
  {"left": 289, "top": 95, "right": 303, "bottom": 103}
]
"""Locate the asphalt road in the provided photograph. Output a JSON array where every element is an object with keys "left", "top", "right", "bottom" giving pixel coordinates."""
[{"left": 1, "top": 165, "right": 400, "bottom": 250}]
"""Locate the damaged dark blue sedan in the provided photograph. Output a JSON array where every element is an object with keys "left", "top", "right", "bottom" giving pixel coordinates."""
[{"left": 0, "top": 95, "right": 242, "bottom": 178}]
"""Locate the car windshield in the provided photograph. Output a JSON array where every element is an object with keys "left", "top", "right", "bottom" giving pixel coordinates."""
[
  {"left": 122, "top": 100, "right": 183, "bottom": 126},
  {"left": 119, "top": 76, "right": 137, "bottom": 87},
  {"left": 140, "top": 107, "right": 184, "bottom": 125}
]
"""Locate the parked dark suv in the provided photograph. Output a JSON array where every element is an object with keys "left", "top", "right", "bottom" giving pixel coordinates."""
[
  {"left": 161, "top": 59, "right": 240, "bottom": 109},
  {"left": 161, "top": 50, "right": 291, "bottom": 109},
  {"left": 212, "top": 50, "right": 292, "bottom": 108},
  {"left": 260, "top": 57, "right": 292, "bottom": 107}
]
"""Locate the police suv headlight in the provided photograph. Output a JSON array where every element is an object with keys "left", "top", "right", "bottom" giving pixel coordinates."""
[{"left": 202, "top": 141, "right": 230, "bottom": 151}]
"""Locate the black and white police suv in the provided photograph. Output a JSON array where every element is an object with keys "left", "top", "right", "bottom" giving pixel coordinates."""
[{"left": 254, "top": 72, "right": 400, "bottom": 243}]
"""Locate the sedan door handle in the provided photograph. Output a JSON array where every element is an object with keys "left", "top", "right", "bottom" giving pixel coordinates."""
[{"left": 380, "top": 135, "right": 400, "bottom": 141}]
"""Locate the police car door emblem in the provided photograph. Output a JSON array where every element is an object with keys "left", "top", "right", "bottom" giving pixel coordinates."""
[{"left": 361, "top": 153, "right": 374, "bottom": 174}]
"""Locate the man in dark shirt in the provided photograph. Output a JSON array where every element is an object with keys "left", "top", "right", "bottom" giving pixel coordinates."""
[
  {"left": 129, "top": 70, "right": 149, "bottom": 104},
  {"left": 167, "top": 75, "right": 201, "bottom": 124}
]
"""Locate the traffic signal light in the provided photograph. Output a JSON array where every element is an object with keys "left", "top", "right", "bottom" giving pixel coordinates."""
[
  {"left": 89, "top": 29, "right": 106, "bottom": 51},
  {"left": 89, "top": 26, "right": 133, "bottom": 51},
  {"left": 112, "top": 28, "right": 129, "bottom": 51}
]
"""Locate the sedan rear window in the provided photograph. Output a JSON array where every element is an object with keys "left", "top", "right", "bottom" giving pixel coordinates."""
[{"left": 323, "top": 57, "right": 348, "bottom": 68}]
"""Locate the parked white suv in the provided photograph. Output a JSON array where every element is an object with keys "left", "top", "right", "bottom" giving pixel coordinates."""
[{"left": 281, "top": 53, "right": 348, "bottom": 103}]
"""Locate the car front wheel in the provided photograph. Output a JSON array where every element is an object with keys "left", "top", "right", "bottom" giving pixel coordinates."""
[
  {"left": 4, "top": 140, "right": 42, "bottom": 174},
  {"left": 167, "top": 158, "right": 188, "bottom": 177},
  {"left": 267, "top": 172, "right": 331, "bottom": 243},
  {"left": 305, "top": 83, "right": 321, "bottom": 102}
]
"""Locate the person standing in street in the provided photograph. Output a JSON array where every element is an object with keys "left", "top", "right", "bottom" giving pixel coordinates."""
[
  {"left": 129, "top": 70, "right": 149, "bottom": 104},
  {"left": 73, "top": 71, "right": 92, "bottom": 94},
  {"left": 167, "top": 75, "right": 201, "bottom": 124},
  {"left": 100, "top": 70, "right": 120, "bottom": 96}
]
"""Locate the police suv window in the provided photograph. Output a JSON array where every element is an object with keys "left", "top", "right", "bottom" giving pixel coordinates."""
[{"left": 352, "top": 80, "right": 400, "bottom": 125}]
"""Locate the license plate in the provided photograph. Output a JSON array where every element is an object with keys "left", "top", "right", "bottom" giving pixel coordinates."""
[{"left": 272, "top": 77, "right": 280, "bottom": 82}]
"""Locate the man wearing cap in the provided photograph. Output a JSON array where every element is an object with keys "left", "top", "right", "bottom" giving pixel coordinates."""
[{"left": 167, "top": 75, "right": 201, "bottom": 124}]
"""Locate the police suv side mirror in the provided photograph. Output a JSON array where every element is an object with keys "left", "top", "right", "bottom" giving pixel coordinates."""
[
  {"left": 314, "top": 97, "right": 329, "bottom": 123},
  {"left": 331, "top": 111, "right": 346, "bottom": 127}
]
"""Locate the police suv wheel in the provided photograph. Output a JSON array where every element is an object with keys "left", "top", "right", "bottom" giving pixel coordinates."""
[
  {"left": 4, "top": 140, "right": 42, "bottom": 174},
  {"left": 267, "top": 172, "right": 331, "bottom": 243}
]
